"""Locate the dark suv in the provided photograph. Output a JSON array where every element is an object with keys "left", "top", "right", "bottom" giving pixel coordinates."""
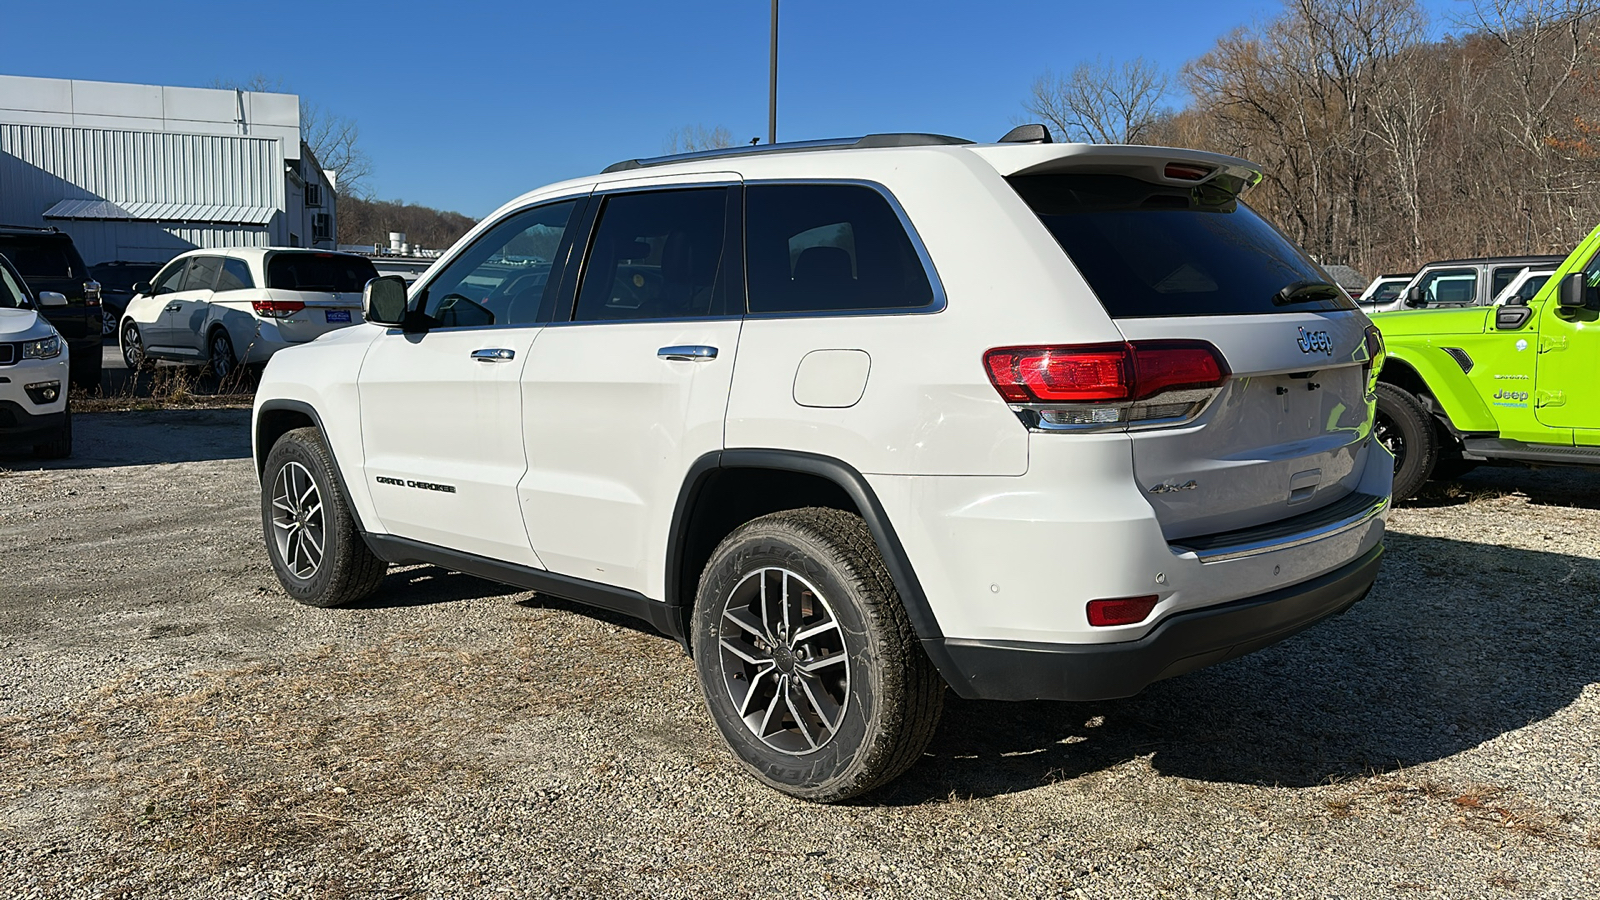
[{"left": 0, "top": 226, "right": 103, "bottom": 388}]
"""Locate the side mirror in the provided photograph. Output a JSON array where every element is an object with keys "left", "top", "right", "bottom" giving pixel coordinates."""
[
  {"left": 1403, "top": 285, "right": 1424, "bottom": 308},
  {"left": 37, "top": 291, "right": 68, "bottom": 308},
  {"left": 363, "top": 275, "right": 411, "bottom": 327},
  {"left": 1558, "top": 271, "right": 1588, "bottom": 308},
  {"left": 131, "top": 281, "right": 153, "bottom": 296}
]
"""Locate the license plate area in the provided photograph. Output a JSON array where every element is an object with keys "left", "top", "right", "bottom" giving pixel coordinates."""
[{"left": 325, "top": 310, "right": 352, "bottom": 323}]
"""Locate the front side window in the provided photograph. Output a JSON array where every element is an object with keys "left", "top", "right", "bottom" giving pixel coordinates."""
[
  {"left": 746, "top": 183, "right": 935, "bottom": 314},
  {"left": 572, "top": 188, "right": 729, "bottom": 322},
  {"left": 216, "top": 258, "right": 255, "bottom": 292},
  {"left": 150, "top": 259, "right": 189, "bottom": 295},
  {"left": 1491, "top": 266, "right": 1524, "bottom": 301},
  {"left": 420, "top": 199, "right": 580, "bottom": 328},
  {"left": 1416, "top": 268, "right": 1477, "bottom": 306}
]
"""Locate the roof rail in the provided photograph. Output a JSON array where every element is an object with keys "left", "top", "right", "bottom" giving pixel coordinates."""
[
  {"left": 0, "top": 223, "right": 61, "bottom": 234},
  {"left": 601, "top": 132, "right": 973, "bottom": 174}
]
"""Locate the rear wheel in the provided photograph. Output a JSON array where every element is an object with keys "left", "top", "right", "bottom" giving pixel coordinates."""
[
  {"left": 692, "top": 508, "right": 944, "bottom": 802},
  {"left": 261, "top": 427, "right": 387, "bottom": 607},
  {"left": 1375, "top": 383, "right": 1437, "bottom": 500},
  {"left": 206, "top": 329, "right": 237, "bottom": 383}
]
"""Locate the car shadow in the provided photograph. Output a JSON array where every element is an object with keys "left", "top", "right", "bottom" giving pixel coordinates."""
[
  {"left": 0, "top": 407, "right": 253, "bottom": 469},
  {"left": 1402, "top": 463, "right": 1600, "bottom": 511},
  {"left": 343, "top": 565, "right": 527, "bottom": 609},
  {"left": 873, "top": 531, "right": 1600, "bottom": 804}
]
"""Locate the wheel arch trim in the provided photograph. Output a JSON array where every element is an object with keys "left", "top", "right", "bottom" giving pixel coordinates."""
[{"left": 254, "top": 398, "right": 368, "bottom": 534}]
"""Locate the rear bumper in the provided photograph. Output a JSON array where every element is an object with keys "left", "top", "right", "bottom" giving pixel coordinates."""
[{"left": 932, "top": 543, "right": 1382, "bottom": 701}]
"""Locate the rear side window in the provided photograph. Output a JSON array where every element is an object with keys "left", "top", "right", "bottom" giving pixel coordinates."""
[
  {"left": 1009, "top": 174, "right": 1353, "bottom": 318},
  {"left": 267, "top": 253, "right": 379, "bottom": 292},
  {"left": 572, "top": 188, "right": 729, "bottom": 322},
  {"left": 216, "top": 258, "right": 254, "bottom": 292},
  {"left": 1369, "top": 281, "right": 1404, "bottom": 303},
  {"left": 745, "top": 183, "right": 935, "bottom": 314},
  {"left": 1491, "top": 266, "right": 1524, "bottom": 300},
  {"left": 0, "top": 238, "right": 83, "bottom": 279}
]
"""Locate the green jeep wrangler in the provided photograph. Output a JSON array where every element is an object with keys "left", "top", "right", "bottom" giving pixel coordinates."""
[{"left": 1372, "top": 226, "right": 1600, "bottom": 498}]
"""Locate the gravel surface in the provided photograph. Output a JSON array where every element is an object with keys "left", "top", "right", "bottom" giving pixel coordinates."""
[{"left": 2, "top": 410, "right": 1597, "bottom": 898}]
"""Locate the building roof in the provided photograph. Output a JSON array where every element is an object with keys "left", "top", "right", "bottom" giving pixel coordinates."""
[{"left": 43, "top": 198, "right": 276, "bottom": 226}]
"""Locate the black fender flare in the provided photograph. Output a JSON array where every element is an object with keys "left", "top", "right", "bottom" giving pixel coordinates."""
[
  {"left": 254, "top": 398, "right": 368, "bottom": 534},
  {"left": 665, "top": 448, "right": 962, "bottom": 684}
]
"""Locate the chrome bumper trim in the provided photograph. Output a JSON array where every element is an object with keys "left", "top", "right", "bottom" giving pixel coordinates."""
[{"left": 1169, "top": 492, "right": 1389, "bottom": 564}]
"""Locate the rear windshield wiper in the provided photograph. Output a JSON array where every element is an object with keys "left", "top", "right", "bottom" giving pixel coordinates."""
[{"left": 1272, "top": 280, "right": 1343, "bottom": 306}]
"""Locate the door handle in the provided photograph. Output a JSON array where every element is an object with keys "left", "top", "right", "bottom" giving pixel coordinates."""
[
  {"left": 657, "top": 345, "right": 718, "bottom": 361},
  {"left": 471, "top": 348, "right": 516, "bottom": 362},
  {"left": 165, "top": 304, "right": 182, "bottom": 312}
]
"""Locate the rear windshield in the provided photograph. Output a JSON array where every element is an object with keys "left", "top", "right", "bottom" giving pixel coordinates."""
[
  {"left": 0, "top": 237, "right": 86, "bottom": 280},
  {"left": 1009, "top": 174, "right": 1354, "bottom": 318},
  {"left": 266, "top": 253, "right": 379, "bottom": 292}
]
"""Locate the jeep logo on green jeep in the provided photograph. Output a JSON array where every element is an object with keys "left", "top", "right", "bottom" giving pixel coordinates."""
[
  {"left": 1492, "top": 389, "right": 1530, "bottom": 403},
  {"left": 1297, "top": 327, "right": 1334, "bottom": 356}
]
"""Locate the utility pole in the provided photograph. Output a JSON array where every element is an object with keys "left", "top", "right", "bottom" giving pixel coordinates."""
[{"left": 768, "top": 0, "right": 779, "bottom": 145}]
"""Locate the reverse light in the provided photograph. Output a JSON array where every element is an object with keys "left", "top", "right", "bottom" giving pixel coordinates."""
[
  {"left": 252, "top": 299, "right": 306, "bottom": 318},
  {"left": 21, "top": 335, "right": 63, "bottom": 359},
  {"left": 984, "top": 341, "right": 1229, "bottom": 432},
  {"left": 1087, "top": 595, "right": 1159, "bottom": 627}
]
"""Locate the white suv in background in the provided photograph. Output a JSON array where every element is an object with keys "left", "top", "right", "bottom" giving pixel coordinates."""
[
  {"left": 252, "top": 128, "right": 1392, "bottom": 801},
  {"left": 0, "top": 253, "right": 71, "bottom": 458},
  {"left": 119, "top": 248, "right": 378, "bottom": 379}
]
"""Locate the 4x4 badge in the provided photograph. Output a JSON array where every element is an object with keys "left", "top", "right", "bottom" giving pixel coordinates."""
[
  {"left": 1297, "top": 328, "right": 1334, "bottom": 356},
  {"left": 1149, "top": 480, "right": 1198, "bottom": 494}
]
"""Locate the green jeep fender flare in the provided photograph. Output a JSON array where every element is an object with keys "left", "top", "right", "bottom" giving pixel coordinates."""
[{"left": 1379, "top": 344, "right": 1498, "bottom": 433}]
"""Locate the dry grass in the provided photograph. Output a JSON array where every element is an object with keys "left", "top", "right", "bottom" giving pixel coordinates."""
[
  {"left": 74, "top": 362, "right": 254, "bottom": 412},
  {"left": 1326, "top": 775, "right": 1574, "bottom": 844}
]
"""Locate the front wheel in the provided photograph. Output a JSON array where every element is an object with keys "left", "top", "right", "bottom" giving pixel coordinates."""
[
  {"left": 1374, "top": 383, "right": 1438, "bottom": 500},
  {"left": 120, "top": 321, "right": 152, "bottom": 372},
  {"left": 261, "top": 427, "right": 387, "bottom": 607},
  {"left": 692, "top": 508, "right": 945, "bottom": 802}
]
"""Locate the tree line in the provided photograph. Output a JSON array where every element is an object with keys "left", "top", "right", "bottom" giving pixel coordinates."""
[
  {"left": 1029, "top": 0, "right": 1600, "bottom": 278},
  {"left": 336, "top": 197, "right": 477, "bottom": 252}
]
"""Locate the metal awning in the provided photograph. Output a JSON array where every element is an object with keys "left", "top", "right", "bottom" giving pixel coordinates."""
[{"left": 42, "top": 198, "right": 276, "bottom": 226}]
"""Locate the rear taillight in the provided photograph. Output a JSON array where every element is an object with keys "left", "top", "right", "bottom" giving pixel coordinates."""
[
  {"left": 252, "top": 299, "right": 306, "bottom": 318},
  {"left": 84, "top": 280, "right": 101, "bottom": 307},
  {"left": 984, "top": 341, "right": 1229, "bottom": 432},
  {"left": 1362, "top": 324, "right": 1385, "bottom": 379},
  {"left": 1087, "top": 595, "right": 1159, "bottom": 627}
]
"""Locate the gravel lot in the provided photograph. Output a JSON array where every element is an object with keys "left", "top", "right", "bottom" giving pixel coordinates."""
[{"left": 2, "top": 409, "right": 1597, "bottom": 898}]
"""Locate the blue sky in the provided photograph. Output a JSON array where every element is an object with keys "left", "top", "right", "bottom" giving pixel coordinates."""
[{"left": 4, "top": 0, "right": 1462, "bottom": 219}]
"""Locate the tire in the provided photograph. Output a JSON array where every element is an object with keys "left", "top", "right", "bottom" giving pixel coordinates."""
[
  {"left": 120, "top": 320, "right": 152, "bottom": 372},
  {"left": 206, "top": 329, "right": 237, "bottom": 383},
  {"left": 1375, "top": 383, "right": 1437, "bottom": 500},
  {"left": 692, "top": 507, "right": 945, "bottom": 802},
  {"left": 261, "top": 427, "right": 387, "bottom": 607},
  {"left": 69, "top": 352, "right": 102, "bottom": 391},
  {"left": 33, "top": 401, "right": 72, "bottom": 459}
]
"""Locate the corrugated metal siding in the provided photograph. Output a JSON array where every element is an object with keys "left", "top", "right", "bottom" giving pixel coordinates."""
[
  {"left": 0, "top": 124, "right": 284, "bottom": 220},
  {"left": 53, "top": 221, "right": 272, "bottom": 265}
]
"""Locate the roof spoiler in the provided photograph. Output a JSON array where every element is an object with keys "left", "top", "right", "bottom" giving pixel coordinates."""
[{"left": 972, "top": 143, "right": 1263, "bottom": 197}]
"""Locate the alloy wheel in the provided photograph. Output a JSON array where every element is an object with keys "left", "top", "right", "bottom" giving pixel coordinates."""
[
  {"left": 270, "top": 461, "right": 325, "bottom": 579},
  {"left": 1374, "top": 410, "right": 1405, "bottom": 472},
  {"left": 121, "top": 323, "right": 144, "bottom": 370},
  {"left": 717, "top": 567, "right": 851, "bottom": 754},
  {"left": 210, "top": 333, "right": 233, "bottom": 380}
]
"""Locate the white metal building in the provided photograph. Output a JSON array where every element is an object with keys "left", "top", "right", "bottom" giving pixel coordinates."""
[{"left": 0, "top": 74, "right": 337, "bottom": 264}]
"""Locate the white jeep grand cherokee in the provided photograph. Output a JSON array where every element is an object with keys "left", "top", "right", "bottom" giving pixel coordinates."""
[{"left": 252, "top": 128, "right": 1392, "bottom": 801}]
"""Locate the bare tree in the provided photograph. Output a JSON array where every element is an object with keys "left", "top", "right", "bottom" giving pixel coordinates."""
[
  {"left": 1025, "top": 57, "right": 1170, "bottom": 144},
  {"left": 664, "top": 125, "right": 736, "bottom": 154},
  {"left": 209, "top": 75, "right": 374, "bottom": 199}
]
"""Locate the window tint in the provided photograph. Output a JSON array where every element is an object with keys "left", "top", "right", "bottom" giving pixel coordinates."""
[
  {"left": 745, "top": 184, "right": 934, "bottom": 314},
  {"left": 1415, "top": 268, "right": 1477, "bottom": 306},
  {"left": 0, "top": 237, "right": 82, "bottom": 278},
  {"left": 1009, "top": 174, "right": 1353, "bottom": 317},
  {"left": 1370, "top": 281, "right": 1404, "bottom": 303},
  {"left": 216, "top": 258, "right": 254, "bottom": 292},
  {"left": 186, "top": 257, "right": 222, "bottom": 292},
  {"left": 1512, "top": 274, "right": 1550, "bottom": 303},
  {"left": 573, "top": 189, "right": 728, "bottom": 322},
  {"left": 421, "top": 199, "right": 579, "bottom": 328},
  {"left": 267, "top": 253, "right": 379, "bottom": 293},
  {"left": 150, "top": 260, "right": 188, "bottom": 295},
  {"left": 1491, "top": 266, "right": 1524, "bottom": 300}
]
